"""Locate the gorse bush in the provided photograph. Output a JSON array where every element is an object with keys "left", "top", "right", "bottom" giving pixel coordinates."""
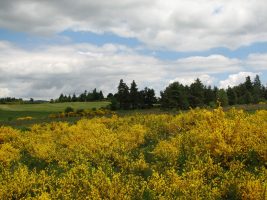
[
  {"left": 49, "top": 108, "right": 115, "bottom": 119},
  {"left": 64, "top": 106, "right": 74, "bottom": 113},
  {"left": 0, "top": 107, "right": 266, "bottom": 199},
  {"left": 16, "top": 116, "right": 33, "bottom": 121}
]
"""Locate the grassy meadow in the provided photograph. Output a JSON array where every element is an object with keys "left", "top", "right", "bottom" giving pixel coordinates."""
[{"left": 0, "top": 102, "right": 110, "bottom": 122}]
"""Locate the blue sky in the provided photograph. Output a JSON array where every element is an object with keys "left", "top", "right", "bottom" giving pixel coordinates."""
[{"left": 0, "top": 0, "right": 266, "bottom": 99}]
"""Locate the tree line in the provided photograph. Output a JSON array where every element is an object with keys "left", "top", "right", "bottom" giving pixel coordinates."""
[
  {"left": 107, "top": 79, "right": 157, "bottom": 110},
  {"left": 108, "top": 75, "right": 267, "bottom": 110},
  {"left": 53, "top": 88, "right": 104, "bottom": 103},
  {"left": 0, "top": 97, "right": 23, "bottom": 104},
  {"left": 1, "top": 75, "right": 267, "bottom": 109},
  {"left": 160, "top": 75, "right": 267, "bottom": 109}
]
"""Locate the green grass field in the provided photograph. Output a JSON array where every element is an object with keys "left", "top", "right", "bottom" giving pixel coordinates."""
[{"left": 0, "top": 101, "right": 110, "bottom": 122}]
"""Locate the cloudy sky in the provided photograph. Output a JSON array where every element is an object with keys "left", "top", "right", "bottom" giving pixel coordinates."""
[{"left": 0, "top": 0, "right": 267, "bottom": 99}]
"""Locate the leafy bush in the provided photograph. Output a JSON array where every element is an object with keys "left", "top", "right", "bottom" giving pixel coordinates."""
[
  {"left": 16, "top": 116, "right": 33, "bottom": 121},
  {"left": 1, "top": 107, "right": 266, "bottom": 199},
  {"left": 64, "top": 106, "right": 74, "bottom": 113}
]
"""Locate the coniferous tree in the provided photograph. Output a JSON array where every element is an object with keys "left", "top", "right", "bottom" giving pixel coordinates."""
[
  {"left": 245, "top": 76, "right": 253, "bottom": 93},
  {"left": 129, "top": 80, "right": 139, "bottom": 109},
  {"left": 140, "top": 87, "right": 157, "bottom": 109},
  {"left": 72, "top": 94, "right": 77, "bottom": 102},
  {"left": 107, "top": 93, "right": 114, "bottom": 100},
  {"left": 67, "top": 95, "right": 71, "bottom": 102},
  {"left": 252, "top": 75, "right": 263, "bottom": 103},
  {"left": 99, "top": 91, "right": 104, "bottom": 100},
  {"left": 79, "top": 90, "right": 87, "bottom": 102},
  {"left": 58, "top": 94, "right": 64, "bottom": 102},
  {"left": 117, "top": 79, "right": 130, "bottom": 109},
  {"left": 244, "top": 91, "right": 253, "bottom": 104},
  {"left": 92, "top": 88, "right": 98, "bottom": 100},
  {"left": 160, "top": 82, "right": 189, "bottom": 109},
  {"left": 204, "top": 86, "right": 216, "bottom": 106},
  {"left": 188, "top": 78, "right": 205, "bottom": 108},
  {"left": 226, "top": 87, "right": 237, "bottom": 105},
  {"left": 264, "top": 84, "right": 267, "bottom": 100},
  {"left": 217, "top": 89, "right": 228, "bottom": 106}
]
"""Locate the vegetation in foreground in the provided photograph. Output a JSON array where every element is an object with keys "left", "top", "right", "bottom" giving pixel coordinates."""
[{"left": 0, "top": 107, "right": 266, "bottom": 199}]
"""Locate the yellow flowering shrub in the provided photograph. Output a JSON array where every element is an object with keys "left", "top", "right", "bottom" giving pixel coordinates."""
[
  {"left": 0, "top": 107, "right": 266, "bottom": 199},
  {"left": 16, "top": 116, "right": 33, "bottom": 121}
]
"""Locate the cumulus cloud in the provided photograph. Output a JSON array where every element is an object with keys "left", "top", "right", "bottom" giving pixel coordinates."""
[
  {"left": 0, "top": 41, "right": 250, "bottom": 99},
  {"left": 0, "top": 88, "right": 11, "bottom": 97},
  {"left": 170, "top": 74, "right": 216, "bottom": 86},
  {"left": 219, "top": 72, "right": 259, "bottom": 89},
  {"left": 173, "top": 55, "right": 242, "bottom": 74},
  {"left": 0, "top": 0, "right": 267, "bottom": 51},
  {"left": 0, "top": 42, "right": 165, "bottom": 99},
  {"left": 246, "top": 53, "right": 267, "bottom": 70}
]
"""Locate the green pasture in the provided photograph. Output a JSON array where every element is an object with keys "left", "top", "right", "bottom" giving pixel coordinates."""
[{"left": 0, "top": 102, "right": 110, "bottom": 122}]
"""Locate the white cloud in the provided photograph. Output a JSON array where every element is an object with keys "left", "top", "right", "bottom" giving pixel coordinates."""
[
  {"left": 219, "top": 72, "right": 259, "bottom": 88},
  {"left": 170, "top": 74, "right": 216, "bottom": 86},
  {"left": 0, "top": 88, "right": 11, "bottom": 97},
  {"left": 0, "top": 0, "right": 267, "bottom": 51},
  {"left": 0, "top": 42, "right": 166, "bottom": 99},
  {"left": 246, "top": 53, "right": 267, "bottom": 70},
  {"left": 0, "top": 41, "right": 250, "bottom": 99},
  {"left": 173, "top": 55, "right": 242, "bottom": 73},
  {"left": 1, "top": 40, "right": 267, "bottom": 99}
]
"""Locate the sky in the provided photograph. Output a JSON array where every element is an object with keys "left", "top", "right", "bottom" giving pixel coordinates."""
[{"left": 0, "top": 0, "right": 267, "bottom": 99}]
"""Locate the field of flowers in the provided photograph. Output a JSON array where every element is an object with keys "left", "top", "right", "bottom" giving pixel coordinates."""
[{"left": 0, "top": 107, "right": 266, "bottom": 199}]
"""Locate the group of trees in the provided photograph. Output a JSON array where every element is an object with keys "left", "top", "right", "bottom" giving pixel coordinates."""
[
  {"left": 54, "top": 89, "right": 104, "bottom": 103},
  {"left": 161, "top": 75, "right": 267, "bottom": 109},
  {"left": 1, "top": 75, "right": 267, "bottom": 110},
  {"left": 0, "top": 97, "right": 23, "bottom": 104},
  {"left": 0, "top": 97, "right": 46, "bottom": 104},
  {"left": 108, "top": 79, "right": 157, "bottom": 110}
]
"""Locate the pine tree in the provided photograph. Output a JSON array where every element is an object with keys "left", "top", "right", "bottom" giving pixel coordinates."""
[
  {"left": 217, "top": 89, "right": 228, "bottom": 106},
  {"left": 204, "top": 86, "right": 216, "bottom": 106},
  {"left": 226, "top": 87, "right": 237, "bottom": 105},
  {"left": 143, "top": 87, "right": 157, "bottom": 108},
  {"left": 245, "top": 76, "right": 253, "bottom": 93},
  {"left": 189, "top": 78, "right": 204, "bottom": 108},
  {"left": 117, "top": 79, "right": 130, "bottom": 109},
  {"left": 160, "top": 82, "right": 189, "bottom": 109},
  {"left": 59, "top": 94, "right": 64, "bottom": 102},
  {"left": 129, "top": 80, "right": 139, "bottom": 109},
  {"left": 252, "top": 75, "right": 262, "bottom": 103},
  {"left": 99, "top": 91, "right": 104, "bottom": 100},
  {"left": 72, "top": 94, "right": 77, "bottom": 102}
]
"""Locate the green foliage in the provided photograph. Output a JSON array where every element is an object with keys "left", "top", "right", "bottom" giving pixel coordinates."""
[
  {"left": 110, "top": 97, "right": 119, "bottom": 111},
  {"left": 189, "top": 78, "right": 205, "bottom": 107},
  {"left": 115, "top": 79, "right": 157, "bottom": 110},
  {"left": 227, "top": 87, "right": 238, "bottom": 105},
  {"left": 117, "top": 79, "right": 131, "bottom": 109},
  {"left": 57, "top": 88, "right": 105, "bottom": 103},
  {"left": 64, "top": 106, "right": 74, "bottom": 113},
  {"left": 130, "top": 80, "right": 139, "bottom": 109},
  {"left": 160, "top": 82, "right": 189, "bottom": 109},
  {"left": 161, "top": 75, "right": 267, "bottom": 109},
  {"left": 217, "top": 89, "right": 229, "bottom": 106}
]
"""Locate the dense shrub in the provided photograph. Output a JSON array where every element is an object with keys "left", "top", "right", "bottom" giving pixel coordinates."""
[
  {"left": 64, "top": 106, "right": 74, "bottom": 113},
  {"left": 1, "top": 107, "right": 266, "bottom": 199}
]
